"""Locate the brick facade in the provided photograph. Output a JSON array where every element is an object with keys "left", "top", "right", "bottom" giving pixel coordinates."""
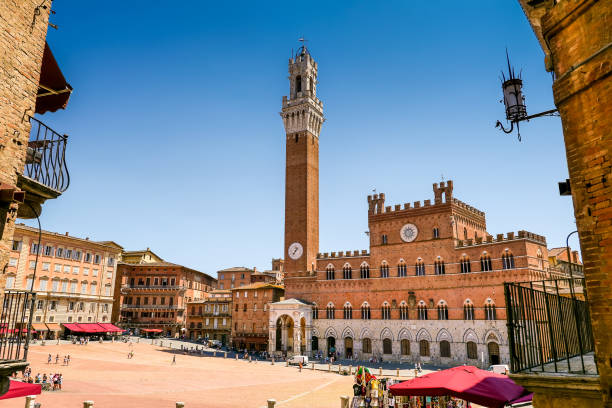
[
  {"left": 115, "top": 262, "right": 216, "bottom": 337},
  {"left": 275, "top": 46, "right": 566, "bottom": 367},
  {"left": 231, "top": 283, "right": 284, "bottom": 351},
  {"left": 517, "top": 0, "right": 612, "bottom": 406},
  {"left": 0, "top": 1, "right": 52, "bottom": 291}
]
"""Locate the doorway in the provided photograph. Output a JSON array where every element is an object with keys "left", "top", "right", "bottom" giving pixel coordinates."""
[
  {"left": 488, "top": 342, "right": 500, "bottom": 365},
  {"left": 327, "top": 337, "right": 336, "bottom": 357},
  {"left": 344, "top": 337, "right": 353, "bottom": 358}
]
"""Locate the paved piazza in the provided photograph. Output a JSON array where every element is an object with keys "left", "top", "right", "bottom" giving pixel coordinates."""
[{"left": 4, "top": 341, "right": 371, "bottom": 408}]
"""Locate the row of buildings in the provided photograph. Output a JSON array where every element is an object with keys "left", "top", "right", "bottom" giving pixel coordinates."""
[
  {"left": 3, "top": 45, "right": 585, "bottom": 367},
  {"left": 4, "top": 223, "right": 285, "bottom": 346}
]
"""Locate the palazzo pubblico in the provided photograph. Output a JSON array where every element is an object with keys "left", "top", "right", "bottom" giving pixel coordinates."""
[{"left": 269, "top": 46, "right": 561, "bottom": 367}]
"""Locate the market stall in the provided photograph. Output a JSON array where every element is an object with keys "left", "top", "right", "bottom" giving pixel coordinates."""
[
  {"left": 388, "top": 366, "right": 532, "bottom": 408},
  {"left": 0, "top": 380, "right": 41, "bottom": 401}
]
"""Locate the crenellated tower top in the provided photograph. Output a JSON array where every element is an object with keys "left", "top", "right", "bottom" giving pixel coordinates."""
[{"left": 280, "top": 46, "right": 325, "bottom": 138}]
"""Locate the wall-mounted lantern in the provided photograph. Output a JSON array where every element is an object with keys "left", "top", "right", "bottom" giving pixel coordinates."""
[{"left": 495, "top": 51, "right": 559, "bottom": 141}]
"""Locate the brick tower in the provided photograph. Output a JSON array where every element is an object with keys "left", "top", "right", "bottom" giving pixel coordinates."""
[{"left": 281, "top": 45, "right": 324, "bottom": 278}]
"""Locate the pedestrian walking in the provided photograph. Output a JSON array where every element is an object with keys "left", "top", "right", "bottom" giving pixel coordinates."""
[
  {"left": 47, "top": 354, "right": 52, "bottom": 364},
  {"left": 171, "top": 355, "right": 176, "bottom": 365},
  {"left": 55, "top": 354, "right": 59, "bottom": 364}
]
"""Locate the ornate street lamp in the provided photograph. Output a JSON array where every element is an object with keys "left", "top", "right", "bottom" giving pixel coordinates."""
[{"left": 495, "top": 50, "right": 559, "bottom": 141}]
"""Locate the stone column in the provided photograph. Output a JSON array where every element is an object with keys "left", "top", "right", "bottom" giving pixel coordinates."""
[
  {"left": 281, "top": 324, "right": 288, "bottom": 352},
  {"left": 294, "top": 322, "right": 301, "bottom": 355},
  {"left": 305, "top": 325, "right": 312, "bottom": 356}
]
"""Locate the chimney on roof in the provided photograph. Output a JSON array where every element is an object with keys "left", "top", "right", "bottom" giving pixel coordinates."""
[
  {"left": 86, "top": 237, "right": 89, "bottom": 240},
  {"left": 572, "top": 250, "right": 580, "bottom": 264},
  {"left": 65, "top": 232, "right": 69, "bottom": 236},
  {"left": 253, "top": 267, "right": 257, "bottom": 272}
]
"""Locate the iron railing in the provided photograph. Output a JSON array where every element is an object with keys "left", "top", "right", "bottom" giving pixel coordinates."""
[
  {"left": 0, "top": 290, "right": 35, "bottom": 363},
  {"left": 24, "top": 116, "right": 69, "bottom": 192},
  {"left": 504, "top": 278, "right": 596, "bottom": 375}
]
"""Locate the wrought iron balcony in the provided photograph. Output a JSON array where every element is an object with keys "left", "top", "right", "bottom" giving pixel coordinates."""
[
  {"left": 0, "top": 290, "right": 35, "bottom": 389},
  {"left": 504, "top": 278, "right": 596, "bottom": 375},
  {"left": 120, "top": 304, "right": 184, "bottom": 311},
  {"left": 17, "top": 117, "right": 69, "bottom": 218},
  {"left": 121, "top": 284, "right": 186, "bottom": 293}
]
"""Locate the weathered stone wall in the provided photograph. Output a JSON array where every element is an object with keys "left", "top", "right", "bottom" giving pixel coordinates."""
[
  {"left": 313, "top": 318, "right": 508, "bottom": 367},
  {"left": 0, "top": 1, "right": 50, "bottom": 291}
]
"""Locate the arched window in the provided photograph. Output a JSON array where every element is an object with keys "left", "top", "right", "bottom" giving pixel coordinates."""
[
  {"left": 467, "top": 341, "right": 478, "bottom": 359},
  {"left": 326, "top": 303, "right": 335, "bottom": 319},
  {"left": 480, "top": 253, "right": 492, "bottom": 271},
  {"left": 464, "top": 300, "right": 474, "bottom": 320},
  {"left": 380, "top": 261, "right": 389, "bottom": 278},
  {"left": 417, "top": 301, "right": 428, "bottom": 320},
  {"left": 343, "top": 264, "right": 352, "bottom": 280},
  {"left": 360, "top": 263, "right": 370, "bottom": 279},
  {"left": 437, "top": 302, "right": 448, "bottom": 320},
  {"left": 312, "top": 336, "right": 319, "bottom": 351},
  {"left": 440, "top": 340, "right": 451, "bottom": 358},
  {"left": 502, "top": 250, "right": 515, "bottom": 269},
  {"left": 295, "top": 75, "right": 302, "bottom": 93},
  {"left": 419, "top": 340, "right": 430, "bottom": 356},
  {"left": 326, "top": 265, "right": 335, "bottom": 280},
  {"left": 433, "top": 228, "right": 439, "bottom": 239},
  {"left": 460, "top": 256, "right": 471, "bottom": 273},
  {"left": 397, "top": 260, "right": 407, "bottom": 277},
  {"left": 401, "top": 339, "right": 410, "bottom": 355},
  {"left": 399, "top": 302, "right": 409, "bottom": 320},
  {"left": 312, "top": 303, "right": 318, "bottom": 319},
  {"left": 485, "top": 299, "right": 497, "bottom": 320},
  {"left": 434, "top": 258, "right": 446, "bottom": 275},
  {"left": 464, "top": 227, "right": 468, "bottom": 240},
  {"left": 362, "top": 338, "right": 372, "bottom": 354},
  {"left": 383, "top": 338, "right": 393, "bottom": 354},
  {"left": 361, "top": 303, "right": 371, "bottom": 320},
  {"left": 343, "top": 303, "right": 353, "bottom": 319},
  {"left": 381, "top": 303, "right": 391, "bottom": 320},
  {"left": 415, "top": 259, "right": 425, "bottom": 276}
]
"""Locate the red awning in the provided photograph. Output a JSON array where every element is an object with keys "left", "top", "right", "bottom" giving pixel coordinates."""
[
  {"left": 0, "top": 380, "right": 41, "bottom": 400},
  {"left": 62, "top": 323, "right": 84, "bottom": 332},
  {"left": 98, "top": 323, "right": 123, "bottom": 332},
  {"left": 389, "top": 366, "right": 530, "bottom": 408},
  {"left": 35, "top": 42, "right": 73, "bottom": 114}
]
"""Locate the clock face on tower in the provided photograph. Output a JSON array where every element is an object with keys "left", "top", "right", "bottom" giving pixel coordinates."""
[
  {"left": 288, "top": 242, "right": 304, "bottom": 260},
  {"left": 400, "top": 223, "right": 418, "bottom": 243}
]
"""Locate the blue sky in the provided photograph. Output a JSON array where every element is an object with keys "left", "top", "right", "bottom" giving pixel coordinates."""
[{"left": 29, "top": 1, "right": 577, "bottom": 273}]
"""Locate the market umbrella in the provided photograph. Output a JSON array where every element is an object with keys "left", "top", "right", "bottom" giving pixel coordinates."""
[
  {"left": 389, "top": 365, "right": 530, "bottom": 408},
  {"left": 0, "top": 380, "right": 41, "bottom": 400}
]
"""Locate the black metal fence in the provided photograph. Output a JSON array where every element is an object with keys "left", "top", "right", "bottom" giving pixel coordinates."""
[
  {"left": 0, "top": 290, "right": 35, "bottom": 363},
  {"left": 24, "top": 116, "right": 70, "bottom": 192},
  {"left": 504, "top": 278, "right": 595, "bottom": 374}
]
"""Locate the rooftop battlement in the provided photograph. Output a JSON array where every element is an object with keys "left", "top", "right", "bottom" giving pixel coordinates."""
[
  {"left": 317, "top": 250, "right": 370, "bottom": 259},
  {"left": 367, "top": 180, "right": 486, "bottom": 221},
  {"left": 455, "top": 230, "right": 547, "bottom": 248},
  {"left": 451, "top": 198, "right": 485, "bottom": 217}
]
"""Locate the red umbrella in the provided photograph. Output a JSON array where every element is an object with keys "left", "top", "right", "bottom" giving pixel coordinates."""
[
  {"left": 0, "top": 380, "right": 41, "bottom": 400},
  {"left": 389, "top": 366, "right": 530, "bottom": 408}
]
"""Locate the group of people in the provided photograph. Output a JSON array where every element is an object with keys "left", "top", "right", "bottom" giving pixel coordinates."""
[
  {"left": 20, "top": 367, "right": 63, "bottom": 391},
  {"left": 47, "top": 353, "right": 71, "bottom": 366}
]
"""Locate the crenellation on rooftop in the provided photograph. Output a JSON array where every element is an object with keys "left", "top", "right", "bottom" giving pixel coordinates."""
[
  {"left": 317, "top": 250, "right": 370, "bottom": 259},
  {"left": 456, "top": 230, "right": 546, "bottom": 248}
]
